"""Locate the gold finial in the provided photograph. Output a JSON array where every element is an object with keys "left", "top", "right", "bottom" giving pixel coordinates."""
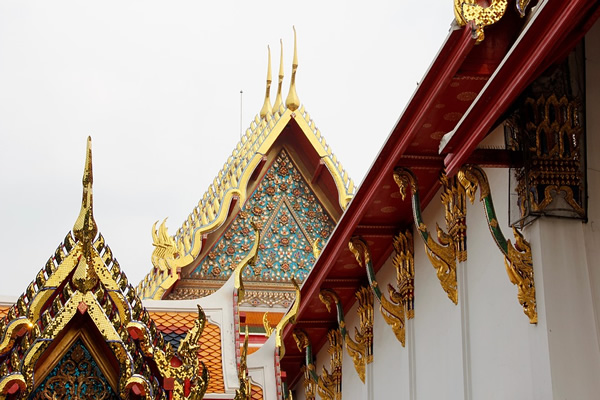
[
  {"left": 272, "top": 39, "right": 284, "bottom": 112},
  {"left": 72, "top": 137, "right": 99, "bottom": 293},
  {"left": 73, "top": 136, "right": 98, "bottom": 244},
  {"left": 259, "top": 46, "right": 273, "bottom": 119},
  {"left": 285, "top": 26, "right": 300, "bottom": 111}
]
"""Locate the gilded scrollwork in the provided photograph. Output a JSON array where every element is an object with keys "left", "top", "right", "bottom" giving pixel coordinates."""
[
  {"left": 349, "top": 287, "right": 374, "bottom": 382},
  {"left": 263, "top": 312, "right": 273, "bottom": 338},
  {"left": 458, "top": 164, "right": 537, "bottom": 323},
  {"left": 454, "top": 0, "right": 534, "bottom": 42},
  {"left": 317, "top": 329, "right": 343, "bottom": 400},
  {"left": 0, "top": 139, "right": 208, "bottom": 400},
  {"left": 275, "top": 278, "right": 301, "bottom": 358},
  {"left": 349, "top": 236, "right": 408, "bottom": 346},
  {"left": 154, "top": 305, "right": 210, "bottom": 399},
  {"left": 234, "top": 327, "right": 251, "bottom": 400},
  {"left": 393, "top": 167, "right": 458, "bottom": 304},
  {"left": 293, "top": 328, "right": 318, "bottom": 400}
]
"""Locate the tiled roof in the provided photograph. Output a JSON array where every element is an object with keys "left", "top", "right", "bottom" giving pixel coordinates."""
[
  {"left": 137, "top": 105, "right": 355, "bottom": 300},
  {"left": 149, "top": 311, "right": 225, "bottom": 393},
  {"left": 0, "top": 306, "right": 10, "bottom": 320}
]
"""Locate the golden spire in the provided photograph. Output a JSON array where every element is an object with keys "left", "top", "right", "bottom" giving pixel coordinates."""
[
  {"left": 73, "top": 136, "right": 98, "bottom": 244},
  {"left": 72, "top": 136, "right": 99, "bottom": 293},
  {"left": 272, "top": 39, "right": 284, "bottom": 112},
  {"left": 259, "top": 46, "right": 273, "bottom": 119},
  {"left": 285, "top": 26, "right": 300, "bottom": 111}
]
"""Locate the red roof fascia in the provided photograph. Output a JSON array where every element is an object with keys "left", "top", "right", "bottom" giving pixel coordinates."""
[
  {"left": 443, "top": 0, "right": 600, "bottom": 175},
  {"left": 283, "top": 25, "right": 476, "bottom": 338}
]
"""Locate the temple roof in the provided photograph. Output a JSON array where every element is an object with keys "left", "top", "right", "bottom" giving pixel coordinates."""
[
  {"left": 0, "top": 138, "right": 211, "bottom": 399},
  {"left": 137, "top": 32, "right": 355, "bottom": 302}
]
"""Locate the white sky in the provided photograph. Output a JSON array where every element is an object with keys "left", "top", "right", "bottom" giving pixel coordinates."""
[{"left": 0, "top": 1, "right": 454, "bottom": 296}]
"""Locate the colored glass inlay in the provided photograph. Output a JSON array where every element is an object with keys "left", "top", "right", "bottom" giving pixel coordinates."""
[{"left": 193, "top": 149, "right": 335, "bottom": 283}]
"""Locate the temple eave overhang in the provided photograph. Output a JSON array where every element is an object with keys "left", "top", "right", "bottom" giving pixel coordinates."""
[{"left": 279, "top": 1, "right": 600, "bottom": 387}]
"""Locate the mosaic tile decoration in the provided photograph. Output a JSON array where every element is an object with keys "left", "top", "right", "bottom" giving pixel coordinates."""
[{"left": 193, "top": 149, "right": 335, "bottom": 284}]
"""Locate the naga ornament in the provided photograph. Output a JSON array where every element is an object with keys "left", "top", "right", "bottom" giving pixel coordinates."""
[
  {"left": 458, "top": 164, "right": 537, "bottom": 323},
  {"left": 349, "top": 236, "right": 410, "bottom": 346},
  {"left": 154, "top": 305, "right": 210, "bottom": 399},
  {"left": 394, "top": 167, "right": 458, "bottom": 304}
]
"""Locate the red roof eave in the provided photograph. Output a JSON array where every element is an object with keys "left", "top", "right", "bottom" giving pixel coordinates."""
[
  {"left": 283, "top": 24, "right": 477, "bottom": 338},
  {"left": 442, "top": 0, "right": 600, "bottom": 175}
]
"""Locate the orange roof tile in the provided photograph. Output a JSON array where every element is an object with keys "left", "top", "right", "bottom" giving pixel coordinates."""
[
  {"left": 0, "top": 306, "right": 10, "bottom": 320},
  {"left": 149, "top": 311, "right": 225, "bottom": 393},
  {"left": 251, "top": 384, "right": 263, "bottom": 400},
  {"left": 243, "top": 311, "right": 284, "bottom": 327}
]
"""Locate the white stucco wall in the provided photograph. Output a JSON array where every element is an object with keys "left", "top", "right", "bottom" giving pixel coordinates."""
[{"left": 296, "top": 19, "right": 600, "bottom": 400}]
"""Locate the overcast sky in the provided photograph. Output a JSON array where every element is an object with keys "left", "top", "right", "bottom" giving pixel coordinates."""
[{"left": 0, "top": 1, "right": 454, "bottom": 297}]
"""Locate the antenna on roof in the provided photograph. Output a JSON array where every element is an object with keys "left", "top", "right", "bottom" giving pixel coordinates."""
[{"left": 240, "top": 90, "right": 243, "bottom": 138}]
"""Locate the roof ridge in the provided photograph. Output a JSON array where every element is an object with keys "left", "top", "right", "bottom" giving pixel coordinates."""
[{"left": 137, "top": 104, "right": 355, "bottom": 300}]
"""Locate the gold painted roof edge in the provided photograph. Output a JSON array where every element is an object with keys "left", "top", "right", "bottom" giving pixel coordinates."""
[{"left": 137, "top": 104, "right": 355, "bottom": 300}]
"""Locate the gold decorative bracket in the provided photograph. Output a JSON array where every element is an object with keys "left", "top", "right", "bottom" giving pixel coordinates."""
[
  {"left": 234, "top": 221, "right": 261, "bottom": 304},
  {"left": 393, "top": 230, "right": 416, "bottom": 319},
  {"left": 454, "top": 1, "right": 533, "bottom": 42},
  {"left": 293, "top": 328, "right": 318, "bottom": 400},
  {"left": 440, "top": 172, "right": 468, "bottom": 263},
  {"left": 234, "top": 326, "right": 251, "bottom": 400},
  {"left": 344, "top": 287, "right": 373, "bottom": 383},
  {"left": 458, "top": 164, "right": 537, "bottom": 323},
  {"left": 317, "top": 329, "right": 343, "bottom": 400},
  {"left": 154, "top": 305, "right": 210, "bottom": 399},
  {"left": 262, "top": 312, "right": 273, "bottom": 338},
  {"left": 393, "top": 167, "right": 458, "bottom": 304},
  {"left": 275, "top": 278, "right": 301, "bottom": 358},
  {"left": 349, "top": 236, "right": 409, "bottom": 346}
]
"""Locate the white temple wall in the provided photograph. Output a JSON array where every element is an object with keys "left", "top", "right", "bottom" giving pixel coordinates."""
[
  {"left": 340, "top": 300, "right": 365, "bottom": 399},
  {"left": 464, "top": 167, "right": 537, "bottom": 400},
  {"left": 411, "top": 193, "right": 465, "bottom": 399},
  {"left": 584, "top": 17, "right": 600, "bottom": 356},
  {"left": 296, "top": 21, "right": 600, "bottom": 400},
  {"left": 372, "top": 259, "right": 410, "bottom": 400}
]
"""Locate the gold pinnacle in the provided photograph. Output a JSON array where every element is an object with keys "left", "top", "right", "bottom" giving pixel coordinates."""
[
  {"left": 285, "top": 26, "right": 300, "bottom": 111},
  {"left": 73, "top": 136, "right": 98, "bottom": 244},
  {"left": 272, "top": 39, "right": 284, "bottom": 112},
  {"left": 259, "top": 46, "right": 273, "bottom": 119}
]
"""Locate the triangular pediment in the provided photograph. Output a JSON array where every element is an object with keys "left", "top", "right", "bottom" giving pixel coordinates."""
[{"left": 168, "top": 148, "right": 336, "bottom": 307}]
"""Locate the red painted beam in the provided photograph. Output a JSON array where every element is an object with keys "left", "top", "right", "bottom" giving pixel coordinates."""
[
  {"left": 282, "top": 25, "right": 476, "bottom": 342},
  {"left": 443, "top": 0, "right": 600, "bottom": 175}
]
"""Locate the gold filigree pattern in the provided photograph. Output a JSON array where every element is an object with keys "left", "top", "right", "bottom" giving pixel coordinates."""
[
  {"left": 458, "top": 164, "right": 537, "bottom": 323},
  {"left": 345, "top": 287, "right": 373, "bottom": 383},
  {"left": 455, "top": 0, "right": 508, "bottom": 42},
  {"left": 293, "top": 329, "right": 317, "bottom": 400},
  {"left": 275, "top": 278, "right": 301, "bottom": 358},
  {"left": 512, "top": 95, "right": 585, "bottom": 221},
  {"left": 440, "top": 172, "right": 468, "bottom": 262},
  {"left": 394, "top": 167, "right": 458, "bottom": 304},
  {"left": 154, "top": 305, "right": 210, "bottom": 399},
  {"left": 137, "top": 33, "right": 356, "bottom": 300},
  {"left": 0, "top": 139, "right": 207, "bottom": 400},
  {"left": 349, "top": 237, "right": 408, "bottom": 346},
  {"left": 263, "top": 312, "right": 273, "bottom": 338},
  {"left": 317, "top": 329, "right": 342, "bottom": 400},
  {"left": 234, "top": 327, "right": 251, "bottom": 400}
]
